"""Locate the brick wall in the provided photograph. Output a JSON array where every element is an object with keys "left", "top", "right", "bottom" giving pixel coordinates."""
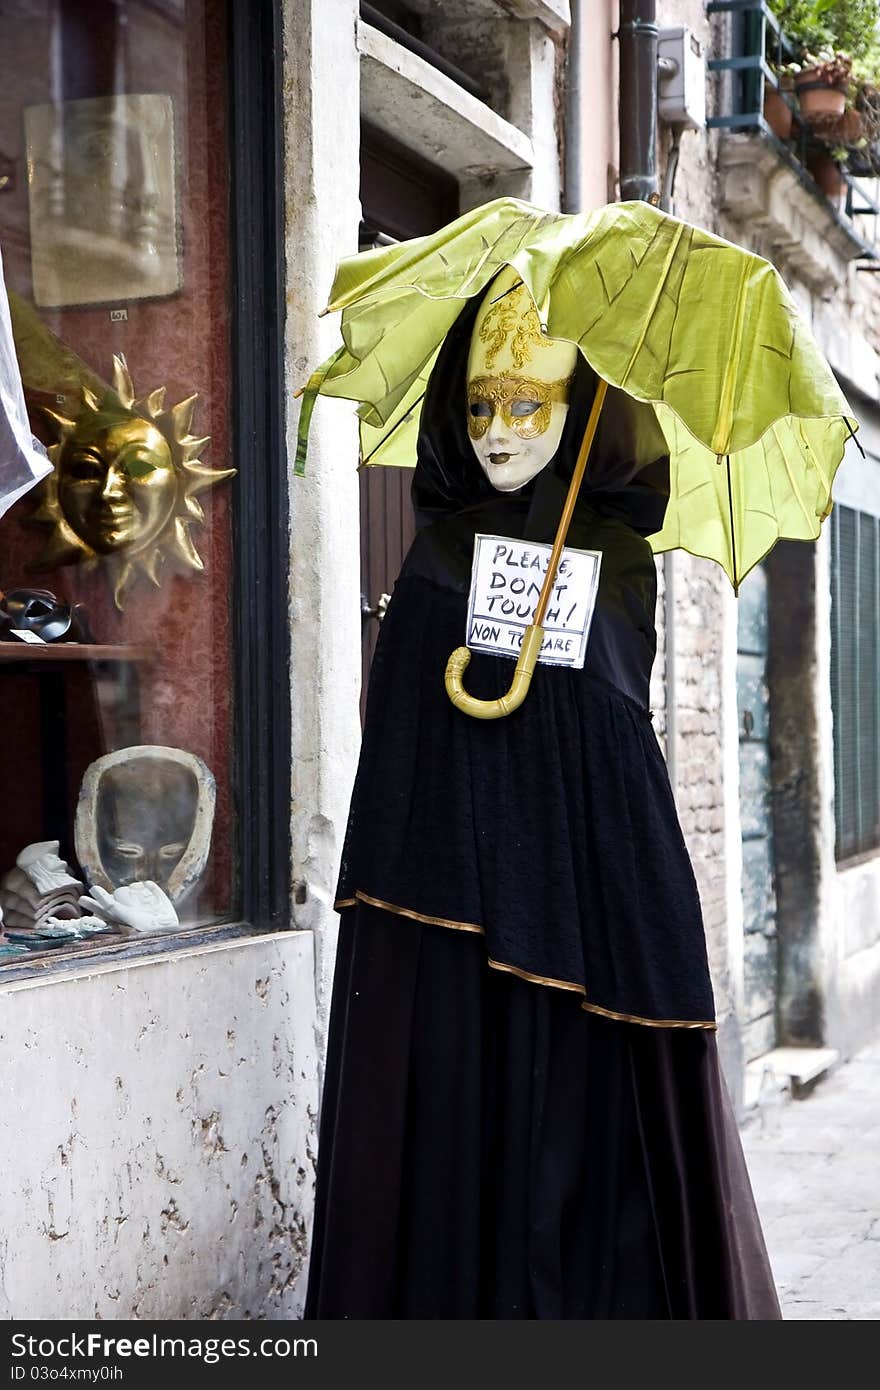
[{"left": 653, "top": 1, "right": 737, "bottom": 1024}]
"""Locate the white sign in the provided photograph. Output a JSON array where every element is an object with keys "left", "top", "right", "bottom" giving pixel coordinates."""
[
  {"left": 465, "top": 533, "right": 602, "bottom": 669},
  {"left": 9, "top": 628, "right": 46, "bottom": 645}
]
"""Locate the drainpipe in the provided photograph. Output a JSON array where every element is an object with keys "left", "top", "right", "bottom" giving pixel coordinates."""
[
  {"left": 618, "top": 0, "right": 658, "bottom": 202},
  {"left": 564, "top": 0, "right": 586, "bottom": 213},
  {"left": 617, "top": 0, "right": 677, "bottom": 794}
]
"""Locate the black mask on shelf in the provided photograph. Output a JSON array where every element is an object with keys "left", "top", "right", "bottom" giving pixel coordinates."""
[{"left": 0, "top": 588, "right": 92, "bottom": 644}]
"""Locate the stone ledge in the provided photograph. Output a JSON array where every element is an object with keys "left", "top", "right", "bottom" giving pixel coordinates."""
[
  {"left": 431, "top": 0, "right": 570, "bottom": 32},
  {"left": 744, "top": 1045, "right": 840, "bottom": 1109},
  {"left": 719, "top": 134, "right": 869, "bottom": 293},
  {"left": 502, "top": 0, "right": 570, "bottom": 33},
  {"left": 0, "top": 929, "right": 313, "bottom": 994},
  {"left": 358, "top": 20, "right": 534, "bottom": 179}
]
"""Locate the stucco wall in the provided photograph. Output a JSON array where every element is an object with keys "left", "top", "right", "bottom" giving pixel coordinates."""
[
  {"left": 0, "top": 933, "right": 317, "bottom": 1320},
  {"left": 651, "top": 0, "right": 880, "bottom": 1079},
  {"left": 283, "top": 0, "right": 363, "bottom": 1058}
]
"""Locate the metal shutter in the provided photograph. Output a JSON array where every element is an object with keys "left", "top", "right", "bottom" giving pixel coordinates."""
[{"left": 831, "top": 505, "right": 880, "bottom": 859}]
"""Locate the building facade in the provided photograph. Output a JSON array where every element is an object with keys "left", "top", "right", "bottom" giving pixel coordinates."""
[{"left": 0, "top": 0, "right": 876, "bottom": 1320}]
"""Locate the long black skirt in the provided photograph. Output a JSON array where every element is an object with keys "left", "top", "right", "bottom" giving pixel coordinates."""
[{"left": 304, "top": 903, "right": 781, "bottom": 1320}]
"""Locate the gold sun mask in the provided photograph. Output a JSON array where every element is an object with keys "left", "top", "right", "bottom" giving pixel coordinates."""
[
  {"left": 467, "top": 373, "right": 575, "bottom": 441},
  {"left": 31, "top": 354, "right": 234, "bottom": 609}
]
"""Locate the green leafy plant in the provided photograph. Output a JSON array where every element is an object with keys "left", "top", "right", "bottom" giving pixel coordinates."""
[
  {"left": 769, "top": 0, "right": 880, "bottom": 62},
  {"left": 767, "top": 1, "right": 880, "bottom": 178},
  {"left": 798, "top": 49, "right": 854, "bottom": 86}
]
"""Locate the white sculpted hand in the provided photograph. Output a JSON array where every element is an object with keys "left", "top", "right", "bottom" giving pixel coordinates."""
[{"left": 80, "top": 881, "right": 179, "bottom": 933}]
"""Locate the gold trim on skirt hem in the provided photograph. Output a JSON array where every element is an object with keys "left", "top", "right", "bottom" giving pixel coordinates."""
[
  {"left": 485, "top": 955, "right": 584, "bottom": 994},
  {"left": 336, "top": 889, "right": 483, "bottom": 935},
  {"left": 334, "top": 889, "right": 717, "bottom": 1032},
  {"left": 579, "top": 999, "right": 717, "bottom": 1030}
]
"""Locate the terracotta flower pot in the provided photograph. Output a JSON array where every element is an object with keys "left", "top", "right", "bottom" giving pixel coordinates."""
[
  {"left": 796, "top": 67, "right": 847, "bottom": 122},
  {"left": 764, "top": 86, "right": 793, "bottom": 140},
  {"left": 807, "top": 150, "right": 845, "bottom": 204},
  {"left": 810, "top": 106, "right": 865, "bottom": 143}
]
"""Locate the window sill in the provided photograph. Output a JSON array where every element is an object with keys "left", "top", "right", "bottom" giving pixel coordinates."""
[
  {"left": 0, "top": 920, "right": 303, "bottom": 990},
  {"left": 835, "top": 846, "right": 880, "bottom": 873},
  {"left": 358, "top": 20, "right": 533, "bottom": 179}
]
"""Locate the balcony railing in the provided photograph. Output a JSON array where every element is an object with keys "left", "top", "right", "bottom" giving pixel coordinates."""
[{"left": 706, "top": 0, "right": 880, "bottom": 262}]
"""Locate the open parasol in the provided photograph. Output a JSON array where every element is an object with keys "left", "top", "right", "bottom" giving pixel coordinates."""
[{"left": 296, "top": 197, "right": 857, "bottom": 718}]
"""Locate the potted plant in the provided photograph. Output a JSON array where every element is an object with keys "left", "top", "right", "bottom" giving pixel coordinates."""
[
  {"left": 810, "top": 102, "right": 866, "bottom": 143},
  {"left": 807, "top": 143, "right": 849, "bottom": 203},
  {"left": 764, "top": 64, "right": 797, "bottom": 140},
  {"left": 795, "top": 49, "right": 853, "bottom": 121},
  {"left": 848, "top": 74, "right": 880, "bottom": 171},
  {"left": 769, "top": 1, "right": 880, "bottom": 62}
]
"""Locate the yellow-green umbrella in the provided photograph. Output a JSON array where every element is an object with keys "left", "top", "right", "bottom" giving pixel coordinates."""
[
  {"left": 298, "top": 196, "right": 855, "bottom": 580},
  {"left": 296, "top": 197, "right": 857, "bottom": 716}
]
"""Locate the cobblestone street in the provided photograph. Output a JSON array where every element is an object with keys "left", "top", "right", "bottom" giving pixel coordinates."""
[{"left": 742, "top": 1041, "right": 880, "bottom": 1320}]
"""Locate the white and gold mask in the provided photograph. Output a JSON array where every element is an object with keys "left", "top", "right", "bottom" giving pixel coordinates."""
[{"left": 466, "top": 266, "right": 578, "bottom": 493}]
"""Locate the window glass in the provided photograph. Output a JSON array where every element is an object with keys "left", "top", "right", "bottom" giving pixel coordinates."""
[{"left": 0, "top": 0, "right": 236, "bottom": 962}]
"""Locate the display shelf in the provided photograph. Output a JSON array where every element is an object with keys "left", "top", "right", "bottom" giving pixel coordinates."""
[{"left": 0, "top": 642, "right": 154, "bottom": 663}]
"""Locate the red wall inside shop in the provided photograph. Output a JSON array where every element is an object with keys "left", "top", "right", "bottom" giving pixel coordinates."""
[{"left": 0, "top": 0, "right": 235, "bottom": 921}]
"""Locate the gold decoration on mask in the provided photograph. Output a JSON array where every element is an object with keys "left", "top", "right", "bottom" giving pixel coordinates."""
[
  {"left": 467, "top": 372, "right": 574, "bottom": 441},
  {"left": 478, "top": 280, "right": 554, "bottom": 371},
  {"left": 30, "top": 354, "right": 235, "bottom": 609}
]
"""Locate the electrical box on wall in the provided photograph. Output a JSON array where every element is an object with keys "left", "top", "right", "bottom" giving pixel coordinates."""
[{"left": 658, "top": 26, "right": 706, "bottom": 131}]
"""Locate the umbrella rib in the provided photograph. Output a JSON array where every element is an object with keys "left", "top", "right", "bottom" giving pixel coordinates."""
[
  {"left": 620, "top": 222, "right": 686, "bottom": 388},
  {"left": 843, "top": 416, "right": 865, "bottom": 458},
  {"left": 771, "top": 423, "right": 813, "bottom": 531},
  {"left": 361, "top": 390, "right": 426, "bottom": 466},
  {"left": 712, "top": 255, "right": 751, "bottom": 456},
  {"left": 797, "top": 419, "right": 831, "bottom": 499},
  {"left": 458, "top": 214, "right": 539, "bottom": 297},
  {"left": 725, "top": 453, "right": 739, "bottom": 594}
]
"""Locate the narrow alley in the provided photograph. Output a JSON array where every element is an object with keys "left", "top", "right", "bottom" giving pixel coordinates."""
[{"left": 743, "top": 1043, "right": 880, "bottom": 1321}]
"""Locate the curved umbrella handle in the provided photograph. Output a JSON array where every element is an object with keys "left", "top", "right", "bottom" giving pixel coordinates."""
[{"left": 444, "top": 625, "right": 544, "bottom": 720}]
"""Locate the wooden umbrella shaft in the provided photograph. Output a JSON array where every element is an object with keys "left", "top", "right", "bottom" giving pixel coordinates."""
[{"left": 533, "top": 377, "right": 608, "bottom": 625}]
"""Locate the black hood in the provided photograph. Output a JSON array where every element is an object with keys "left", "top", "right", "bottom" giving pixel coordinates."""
[{"left": 412, "top": 290, "right": 671, "bottom": 539}]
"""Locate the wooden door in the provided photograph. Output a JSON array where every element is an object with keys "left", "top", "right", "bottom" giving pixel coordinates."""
[{"left": 358, "top": 126, "right": 458, "bottom": 717}]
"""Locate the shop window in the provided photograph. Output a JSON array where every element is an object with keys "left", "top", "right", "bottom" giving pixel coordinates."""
[
  {"left": 0, "top": 0, "right": 287, "bottom": 966},
  {"left": 830, "top": 504, "right": 880, "bottom": 861}
]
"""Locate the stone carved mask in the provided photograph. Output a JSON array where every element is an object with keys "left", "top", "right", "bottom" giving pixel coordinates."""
[
  {"left": 75, "top": 746, "right": 215, "bottom": 905},
  {"left": 466, "top": 265, "right": 578, "bottom": 494}
]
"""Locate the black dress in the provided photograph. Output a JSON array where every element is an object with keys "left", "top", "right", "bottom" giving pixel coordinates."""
[{"left": 304, "top": 308, "right": 781, "bottom": 1320}]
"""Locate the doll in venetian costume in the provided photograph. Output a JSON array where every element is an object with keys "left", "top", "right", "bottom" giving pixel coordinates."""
[{"left": 305, "top": 270, "right": 780, "bottom": 1321}]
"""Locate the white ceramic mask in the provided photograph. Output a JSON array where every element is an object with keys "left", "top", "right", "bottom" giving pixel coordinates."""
[{"left": 466, "top": 266, "right": 578, "bottom": 493}]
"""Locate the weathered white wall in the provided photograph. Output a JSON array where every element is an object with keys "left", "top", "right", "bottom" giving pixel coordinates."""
[
  {"left": 0, "top": 933, "right": 317, "bottom": 1320},
  {"left": 501, "top": 17, "right": 564, "bottom": 209},
  {"left": 283, "top": 0, "right": 363, "bottom": 1060}
]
